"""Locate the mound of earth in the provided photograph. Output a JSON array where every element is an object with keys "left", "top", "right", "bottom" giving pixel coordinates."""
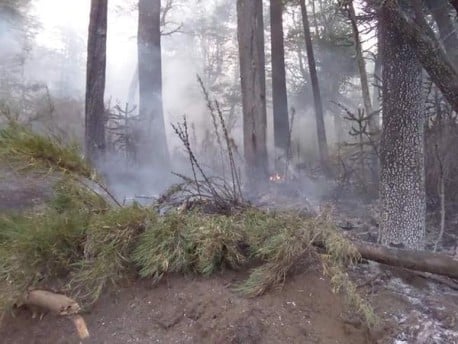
[{"left": 0, "top": 269, "right": 371, "bottom": 344}]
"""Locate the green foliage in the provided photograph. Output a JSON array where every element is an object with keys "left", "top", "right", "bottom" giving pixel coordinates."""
[
  {"left": 0, "top": 187, "right": 375, "bottom": 326},
  {"left": 0, "top": 206, "right": 88, "bottom": 310},
  {"left": 70, "top": 205, "right": 155, "bottom": 305},
  {"left": 325, "top": 262, "right": 378, "bottom": 328},
  {"left": 0, "top": 122, "right": 93, "bottom": 178},
  {"left": 133, "top": 211, "right": 246, "bottom": 280}
]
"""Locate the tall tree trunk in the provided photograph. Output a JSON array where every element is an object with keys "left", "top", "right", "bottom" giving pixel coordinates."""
[
  {"left": 372, "top": 28, "right": 382, "bottom": 117},
  {"left": 379, "top": 3, "right": 426, "bottom": 249},
  {"left": 299, "top": 0, "right": 329, "bottom": 171},
  {"left": 128, "top": 65, "right": 139, "bottom": 107},
  {"left": 270, "top": 0, "right": 290, "bottom": 155},
  {"left": 346, "top": 0, "right": 374, "bottom": 129},
  {"left": 138, "top": 0, "right": 170, "bottom": 168},
  {"left": 346, "top": 0, "right": 379, "bottom": 186},
  {"left": 237, "top": 0, "right": 268, "bottom": 186},
  {"left": 426, "top": 0, "right": 458, "bottom": 68},
  {"left": 85, "top": 0, "right": 107, "bottom": 163}
]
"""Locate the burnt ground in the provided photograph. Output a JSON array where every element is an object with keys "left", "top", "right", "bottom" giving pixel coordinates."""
[{"left": 0, "top": 169, "right": 457, "bottom": 344}]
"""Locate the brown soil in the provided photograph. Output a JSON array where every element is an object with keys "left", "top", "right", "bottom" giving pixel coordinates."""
[{"left": 1, "top": 269, "right": 370, "bottom": 344}]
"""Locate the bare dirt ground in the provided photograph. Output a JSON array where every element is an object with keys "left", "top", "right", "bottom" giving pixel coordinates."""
[
  {"left": 1, "top": 269, "right": 372, "bottom": 344},
  {"left": 1, "top": 169, "right": 457, "bottom": 344}
]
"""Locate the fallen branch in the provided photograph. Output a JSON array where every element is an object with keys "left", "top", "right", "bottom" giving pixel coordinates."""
[
  {"left": 352, "top": 241, "right": 458, "bottom": 280},
  {"left": 23, "top": 290, "right": 89, "bottom": 339}
]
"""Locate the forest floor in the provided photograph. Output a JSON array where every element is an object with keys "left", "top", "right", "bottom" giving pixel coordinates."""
[{"left": 0, "top": 167, "right": 457, "bottom": 344}]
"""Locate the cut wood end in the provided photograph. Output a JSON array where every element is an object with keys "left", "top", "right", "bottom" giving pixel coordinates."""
[
  {"left": 71, "top": 315, "right": 90, "bottom": 339},
  {"left": 24, "top": 290, "right": 81, "bottom": 316}
]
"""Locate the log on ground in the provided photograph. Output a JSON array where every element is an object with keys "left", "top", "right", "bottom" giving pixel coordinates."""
[{"left": 352, "top": 241, "right": 458, "bottom": 280}]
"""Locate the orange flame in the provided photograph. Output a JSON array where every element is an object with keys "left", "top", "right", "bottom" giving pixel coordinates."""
[{"left": 269, "top": 173, "right": 283, "bottom": 182}]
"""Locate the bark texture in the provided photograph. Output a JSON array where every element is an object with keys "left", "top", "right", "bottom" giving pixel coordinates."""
[
  {"left": 379, "top": 2, "right": 426, "bottom": 249},
  {"left": 382, "top": 0, "right": 458, "bottom": 113},
  {"left": 138, "top": 0, "right": 170, "bottom": 168},
  {"left": 85, "top": 0, "right": 107, "bottom": 163},
  {"left": 270, "top": 0, "right": 290, "bottom": 154},
  {"left": 299, "top": 0, "right": 329, "bottom": 171},
  {"left": 237, "top": 0, "right": 268, "bottom": 185}
]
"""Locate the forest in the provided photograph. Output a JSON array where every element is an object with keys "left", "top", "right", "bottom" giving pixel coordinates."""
[{"left": 0, "top": 0, "right": 457, "bottom": 343}]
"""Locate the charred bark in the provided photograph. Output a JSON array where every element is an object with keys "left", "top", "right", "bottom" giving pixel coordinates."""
[
  {"left": 237, "top": 0, "right": 268, "bottom": 186},
  {"left": 379, "top": 2, "right": 426, "bottom": 249},
  {"left": 270, "top": 0, "right": 290, "bottom": 155},
  {"left": 138, "top": 0, "right": 170, "bottom": 168},
  {"left": 85, "top": 0, "right": 107, "bottom": 163},
  {"left": 299, "top": 0, "right": 329, "bottom": 172}
]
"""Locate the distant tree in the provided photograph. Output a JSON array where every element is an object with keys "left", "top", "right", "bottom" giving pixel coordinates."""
[
  {"left": 85, "top": 0, "right": 107, "bottom": 162},
  {"left": 270, "top": 0, "right": 290, "bottom": 155},
  {"left": 137, "top": 0, "right": 170, "bottom": 168},
  {"left": 299, "top": 0, "right": 329, "bottom": 171},
  {"left": 342, "top": 0, "right": 374, "bottom": 130},
  {"left": 378, "top": 1, "right": 426, "bottom": 249},
  {"left": 237, "top": 0, "right": 268, "bottom": 185},
  {"left": 425, "top": 0, "right": 458, "bottom": 68}
]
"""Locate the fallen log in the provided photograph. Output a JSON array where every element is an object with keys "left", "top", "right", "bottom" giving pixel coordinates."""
[
  {"left": 23, "top": 290, "right": 89, "bottom": 340},
  {"left": 351, "top": 241, "right": 458, "bottom": 280}
]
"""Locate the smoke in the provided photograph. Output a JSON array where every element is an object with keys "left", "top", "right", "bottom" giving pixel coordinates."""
[{"left": 0, "top": 0, "right": 365, "bottom": 202}]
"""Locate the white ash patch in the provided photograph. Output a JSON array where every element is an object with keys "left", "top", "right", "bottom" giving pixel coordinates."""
[{"left": 354, "top": 261, "right": 458, "bottom": 344}]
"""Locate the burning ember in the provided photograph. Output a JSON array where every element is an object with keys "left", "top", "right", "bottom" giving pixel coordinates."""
[{"left": 269, "top": 173, "right": 284, "bottom": 182}]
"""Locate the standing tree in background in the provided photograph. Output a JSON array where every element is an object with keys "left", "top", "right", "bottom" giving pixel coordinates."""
[
  {"left": 85, "top": 0, "right": 107, "bottom": 162},
  {"left": 237, "top": 0, "right": 268, "bottom": 185},
  {"left": 343, "top": 0, "right": 374, "bottom": 130},
  {"left": 378, "top": 1, "right": 426, "bottom": 249},
  {"left": 270, "top": 0, "right": 290, "bottom": 156},
  {"left": 299, "top": 0, "right": 329, "bottom": 172},
  {"left": 425, "top": 0, "right": 458, "bottom": 68},
  {"left": 137, "top": 0, "right": 170, "bottom": 168}
]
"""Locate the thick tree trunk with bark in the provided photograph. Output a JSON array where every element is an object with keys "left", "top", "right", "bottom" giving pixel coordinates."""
[
  {"left": 379, "top": 3, "right": 426, "bottom": 249},
  {"left": 270, "top": 0, "right": 290, "bottom": 155},
  {"left": 299, "top": 0, "right": 329, "bottom": 171},
  {"left": 138, "top": 0, "right": 170, "bottom": 168},
  {"left": 237, "top": 0, "right": 268, "bottom": 185},
  {"left": 85, "top": 0, "right": 107, "bottom": 163}
]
